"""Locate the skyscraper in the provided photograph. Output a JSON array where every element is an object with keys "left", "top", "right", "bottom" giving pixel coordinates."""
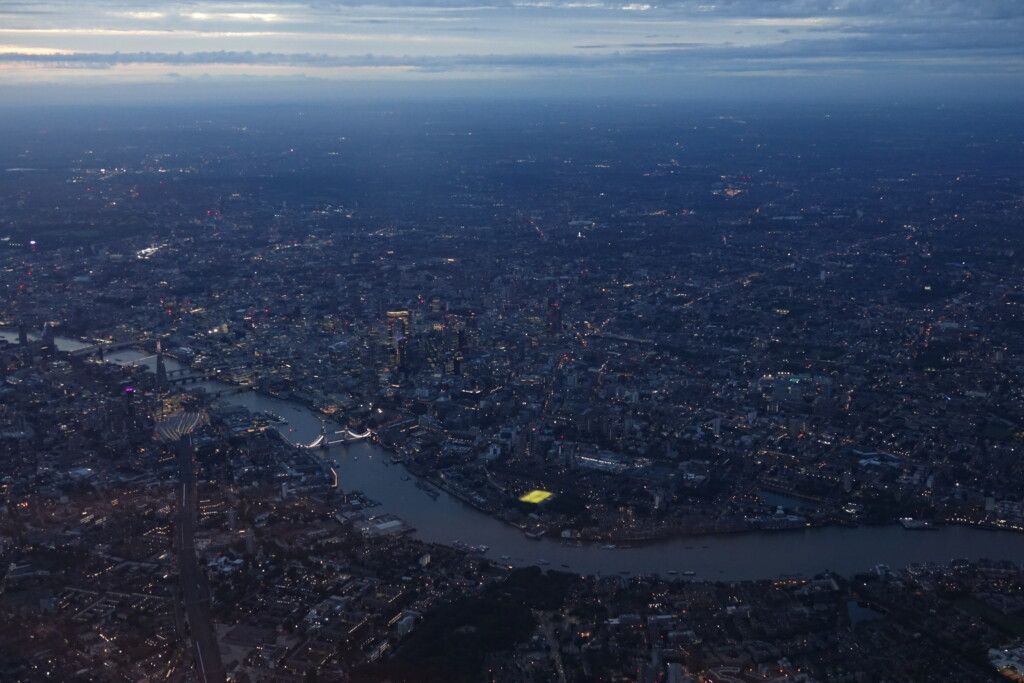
[{"left": 385, "top": 310, "right": 411, "bottom": 368}]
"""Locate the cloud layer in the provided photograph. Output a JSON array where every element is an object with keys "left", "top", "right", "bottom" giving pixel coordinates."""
[{"left": 1, "top": 0, "right": 1021, "bottom": 99}]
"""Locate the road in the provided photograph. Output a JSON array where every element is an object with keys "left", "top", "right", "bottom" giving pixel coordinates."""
[
  {"left": 175, "top": 438, "right": 226, "bottom": 683},
  {"left": 538, "top": 612, "right": 567, "bottom": 683}
]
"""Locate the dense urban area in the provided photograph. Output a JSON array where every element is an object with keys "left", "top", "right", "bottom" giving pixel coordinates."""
[{"left": 1, "top": 102, "right": 1023, "bottom": 681}]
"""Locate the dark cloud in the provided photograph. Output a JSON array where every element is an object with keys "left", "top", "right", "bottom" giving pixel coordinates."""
[
  {"left": 652, "top": 0, "right": 1024, "bottom": 20},
  {"left": 2, "top": 0, "right": 1019, "bottom": 100},
  {"left": 16, "top": 0, "right": 1024, "bottom": 18},
  {"left": 575, "top": 42, "right": 713, "bottom": 49},
  {"left": 2, "top": 34, "right": 1018, "bottom": 73},
  {"left": 0, "top": 51, "right": 362, "bottom": 66},
  {"left": 297, "top": 0, "right": 1024, "bottom": 19}
]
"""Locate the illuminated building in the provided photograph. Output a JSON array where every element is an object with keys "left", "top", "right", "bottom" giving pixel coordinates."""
[{"left": 385, "top": 310, "right": 411, "bottom": 367}]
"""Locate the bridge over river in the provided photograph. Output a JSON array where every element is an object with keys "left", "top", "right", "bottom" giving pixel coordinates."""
[
  {"left": 307, "top": 426, "right": 373, "bottom": 449},
  {"left": 68, "top": 340, "right": 142, "bottom": 358}
]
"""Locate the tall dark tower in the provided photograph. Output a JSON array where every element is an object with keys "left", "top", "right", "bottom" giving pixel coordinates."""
[
  {"left": 155, "top": 339, "right": 169, "bottom": 392},
  {"left": 385, "top": 310, "right": 411, "bottom": 368},
  {"left": 547, "top": 299, "right": 562, "bottom": 336}
]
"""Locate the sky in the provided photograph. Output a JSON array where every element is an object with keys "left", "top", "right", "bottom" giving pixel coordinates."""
[{"left": 0, "top": 0, "right": 1022, "bottom": 103}]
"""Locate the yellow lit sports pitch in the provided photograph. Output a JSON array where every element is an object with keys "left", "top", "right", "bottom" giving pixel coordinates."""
[{"left": 519, "top": 490, "right": 553, "bottom": 504}]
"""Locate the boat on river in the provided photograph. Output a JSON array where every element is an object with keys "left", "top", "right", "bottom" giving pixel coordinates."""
[
  {"left": 900, "top": 518, "right": 940, "bottom": 530},
  {"left": 452, "top": 540, "right": 489, "bottom": 554}
]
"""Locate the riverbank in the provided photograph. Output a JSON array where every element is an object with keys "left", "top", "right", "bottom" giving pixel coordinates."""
[{"left": 350, "top": 442, "right": 1018, "bottom": 548}]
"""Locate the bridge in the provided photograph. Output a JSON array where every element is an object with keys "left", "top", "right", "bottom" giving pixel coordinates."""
[
  {"left": 161, "top": 366, "right": 254, "bottom": 397},
  {"left": 306, "top": 427, "right": 373, "bottom": 449},
  {"left": 69, "top": 340, "right": 140, "bottom": 358},
  {"left": 206, "top": 386, "right": 253, "bottom": 398},
  {"left": 166, "top": 368, "right": 221, "bottom": 385}
]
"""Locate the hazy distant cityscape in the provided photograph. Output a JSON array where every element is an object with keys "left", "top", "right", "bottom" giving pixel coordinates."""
[{"left": 1, "top": 102, "right": 1023, "bottom": 682}]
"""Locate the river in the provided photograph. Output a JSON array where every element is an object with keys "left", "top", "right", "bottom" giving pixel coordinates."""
[{"left": 4, "top": 330, "right": 1022, "bottom": 580}]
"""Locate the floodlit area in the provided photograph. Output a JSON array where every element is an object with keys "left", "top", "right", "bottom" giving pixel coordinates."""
[{"left": 519, "top": 490, "right": 553, "bottom": 504}]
